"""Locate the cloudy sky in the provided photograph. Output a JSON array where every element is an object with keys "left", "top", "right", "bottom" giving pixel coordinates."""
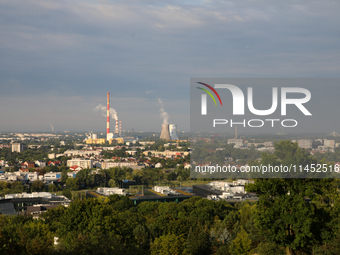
[{"left": 0, "top": 0, "right": 339, "bottom": 132}]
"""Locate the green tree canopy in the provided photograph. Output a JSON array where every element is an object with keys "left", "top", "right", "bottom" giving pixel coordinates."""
[{"left": 246, "top": 141, "right": 337, "bottom": 255}]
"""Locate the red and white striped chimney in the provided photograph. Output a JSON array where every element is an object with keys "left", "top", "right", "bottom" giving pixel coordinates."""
[
  {"left": 119, "top": 120, "right": 122, "bottom": 134},
  {"left": 115, "top": 120, "right": 119, "bottom": 134},
  {"left": 107, "top": 92, "right": 110, "bottom": 135}
]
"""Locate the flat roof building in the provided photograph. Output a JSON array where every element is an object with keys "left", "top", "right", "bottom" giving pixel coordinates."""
[{"left": 12, "top": 143, "right": 24, "bottom": 153}]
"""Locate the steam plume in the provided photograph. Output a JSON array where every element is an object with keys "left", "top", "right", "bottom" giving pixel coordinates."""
[
  {"left": 95, "top": 104, "right": 118, "bottom": 120},
  {"left": 158, "top": 99, "right": 169, "bottom": 124}
]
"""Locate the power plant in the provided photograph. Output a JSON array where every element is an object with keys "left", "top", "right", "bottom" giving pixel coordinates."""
[
  {"left": 160, "top": 124, "right": 178, "bottom": 140},
  {"left": 106, "top": 92, "right": 122, "bottom": 141},
  {"left": 160, "top": 124, "right": 171, "bottom": 140},
  {"left": 169, "top": 124, "right": 178, "bottom": 140},
  {"left": 85, "top": 92, "right": 124, "bottom": 145},
  {"left": 95, "top": 94, "right": 177, "bottom": 142}
]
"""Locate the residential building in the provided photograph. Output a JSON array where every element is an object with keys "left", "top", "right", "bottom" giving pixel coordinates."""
[
  {"left": 324, "top": 139, "right": 335, "bottom": 149},
  {"left": 26, "top": 173, "right": 39, "bottom": 182},
  {"left": 35, "top": 160, "right": 46, "bottom": 167},
  {"left": 296, "top": 139, "right": 313, "bottom": 149},
  {"left": 67, "top": 159, "right": 93, "bottom": 169},
  {"left": 44, "top": 172, "right": 61, "bottom": 183},
  {"left": 227, "top": 139, "right": 244, "bottom": 148},
  {"left": 12, "top": 143, "right": 24, "bottom": 153},
  {"left": 101, "top": 161, "right": 143, "bottom": 170}
]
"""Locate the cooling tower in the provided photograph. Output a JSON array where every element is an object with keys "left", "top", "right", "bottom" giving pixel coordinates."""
[
  {"left": 169, "top": 124, "right": 178, "bottom": 140},
  {"left": 160, "top": 124, "right": 171, "bottom": 140}
]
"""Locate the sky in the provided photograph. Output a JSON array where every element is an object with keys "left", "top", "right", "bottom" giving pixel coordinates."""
[{"left": 0, "top": 0, "right": 339, "bottom": 132}]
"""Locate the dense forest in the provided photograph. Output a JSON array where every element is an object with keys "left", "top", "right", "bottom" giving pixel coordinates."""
[{"left": 1, "top": 188, "right": 340, "bottom": 255}]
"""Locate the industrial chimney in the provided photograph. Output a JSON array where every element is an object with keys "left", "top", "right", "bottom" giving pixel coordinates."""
[
  {"left": 115, "top": 120, "right": 119, "bottom": 134},
  {"left": 160, "top": 124, "right": 171, "bottom": 140},
  {"left": 107, "top": 92, "right": 110, "bottom": 135}
]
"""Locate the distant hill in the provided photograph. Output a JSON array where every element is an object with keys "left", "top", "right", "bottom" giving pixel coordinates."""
[{"left": 328, "top": 131, "right": 340, "bottom": 137}]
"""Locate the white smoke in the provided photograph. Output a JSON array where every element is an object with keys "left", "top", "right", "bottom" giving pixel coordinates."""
[
  {"left": 95, "top": 104, "right": 118, "bottom": 120},
  {"left": 158, "top": 98, "right": 169, "bottom": 124}
]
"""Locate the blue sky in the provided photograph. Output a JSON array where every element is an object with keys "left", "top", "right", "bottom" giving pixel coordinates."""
[{"left": 0, "top": 0, "right": 339, "bottom": 132}]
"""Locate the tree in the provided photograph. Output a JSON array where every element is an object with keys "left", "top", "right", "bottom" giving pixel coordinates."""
[
  {"left": 66, "top": 178, "right": 79, "bottom": 191},
  {"left": 151, "top": 233, "right": 188, "bottom": 255},
  {"left": 61, "top": 169, "right": 68, "bottom": 183},
  {"left": 42, "top": 205, "right": 67, "bottom": 232},
  {"left": 11, "top": 181, "right": 25, "bottom": 193},
  {"left": 48, "top": 165, "right": 59, "bottom": 172},
  {"left": 256, "top": 242, "right": 285, "bottom": 255},
  {"left": 0, "top": 216, "right": 54, "bottom": 254},
  {"left": 48, "top": 184, "right": 57, "bottom": 193},
  {"left": 246, "top": 141, "right": 336, "bottom": 255},
  {"left": 229, "top": 227, "right": 252, "bottom": 255},
  {"left": 30, "top": 180, "right": 45, "bottom": 192},
  {"left": 133, "top": 224, "right": 149, "bottom": 251},
  {"left": 187, "top": 228, "right": 212, "bottom": 255},
  {"left": 62, "top": 189, "right": 72, "bottom": 199},
  {"left": 239, "top": 203, "right": 252, "bottom": 226}
]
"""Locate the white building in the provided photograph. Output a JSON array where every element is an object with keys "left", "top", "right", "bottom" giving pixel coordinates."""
[
  {"left": 208, "top": 181, "right": 249, "bottom": 194},
  {"left": 67, "top": 172, "right": 77, "bottom": 178},
  {"left": 48, "top": 153, "right": 63, "bottom": 159},
  {"left": 155, "top": 162, "right": 162, "bottom": 168},
  {"left": 48, "top": 153, "right": 56, "bottom": 159},
  {"left": 64, "top": 150, "right": 101, "bottom": 157},
  {"left": 296, "top": 139, "right": 313, "bottom": 149},
  {"left": 126, "top": 150, "right": 137, "bottom": 156},
  {"left": 227, "top": 139, "right": 244, "bottom": 148},
  {"left": 67, "top": 159, "right": 93, "bottom": 169},
  {"left": 35, "top": 160, "right": 46, "bottom": 167},
  {"left": 12, "top": 143, "right": 24, "bottom": 153},
  {"left": 264, "top": 141, "right": 274, "bottom": 147},
  {"left": 169, "top": 124, "right": 178, "bottom": 140},
  {"left": 4, "top": 192, "right": 71, "bottom": 203},
  {"left": 7, "top": 173, "right": 18, "bottom": 181},
  {"left": 5, "top": 192, "right": 54, "bottom": 199},
  {"left": 44, "top": 172, "right": 61, "bottom": 182},
  {"left": 152, "top": 186, "right": 180, "bottom": 196},
  {"left": 324, "top": 139, "right": 335, "bottom": 149},
  {"left": 26, "top": 173, "right": 39, "bottom": 181},
  {"left": 97, "top": 187, "right": 127, "bottom": 196},
  {"left": 101, "top": 161, "right": 142, "bottom": 170},
  {"left": 142, "top": 150, "right": 189, "bottom": 157}
]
